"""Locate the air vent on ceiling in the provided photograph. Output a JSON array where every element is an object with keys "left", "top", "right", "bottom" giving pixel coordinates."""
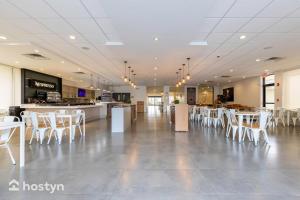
[
  {"left": 220, "top": 75, "right": 231, "bottom": 78},
  {"left": 73, "top": 71, "right": 86, "bottom": 75},
  {"left": 23, "top": 53, "right": 49, "bottom": 60},
  {"left": 264, "top": 57, "right": 283, "bottom": 62}
]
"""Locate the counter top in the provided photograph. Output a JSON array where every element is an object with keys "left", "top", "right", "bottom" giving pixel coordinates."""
[{"left": 21, "top": 104, "right": 102, "bottom": 109}]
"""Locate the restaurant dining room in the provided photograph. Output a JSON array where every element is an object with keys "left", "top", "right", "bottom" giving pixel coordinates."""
[{"left": 1, "top": 0, "right": 300, "bottom": 199}]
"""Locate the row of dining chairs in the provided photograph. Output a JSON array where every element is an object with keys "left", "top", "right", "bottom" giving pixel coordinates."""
[
  {"left": 20, "top": 109, "right": 85, "bottom": 145},
  {"left": 189, "top": 106, "right": 225, "bottom": 128}
]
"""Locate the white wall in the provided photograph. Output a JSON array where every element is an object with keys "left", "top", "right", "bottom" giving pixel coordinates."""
[
  {"left": 221, "top": 77, "right": 262, "bottom": 107},
  {"left": 282, "top": 68, "right": 300, "bottom": 109},
  {"left": 0, "top": 64, "right": 21, "bottom": 109},
  {"left": 111, "top": 85, "right": 147, "bottom": 112}
]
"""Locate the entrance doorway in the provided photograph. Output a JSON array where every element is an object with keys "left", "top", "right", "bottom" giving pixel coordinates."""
[
  {"left": 147, "top": 96, "right": 163, "bottom": 116},
  {"left": 263, "top": 74, "right": 275, "bottom": 109}
]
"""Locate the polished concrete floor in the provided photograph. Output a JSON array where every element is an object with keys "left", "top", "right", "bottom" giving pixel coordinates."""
[{"left": 1, "top": 111, "right": 300, "bottom": 199}]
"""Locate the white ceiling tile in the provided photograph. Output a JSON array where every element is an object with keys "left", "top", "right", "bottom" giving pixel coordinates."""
[
  {"left": 0, "top": 0, "right": 28, "bottom": 19},
  {"left": 239, "top": 18, "right": 280, "bottom": 33},
  {"left": 67, "top": 19, "right": 104, "bottom": 35},
  {"left": 10, "top": 19, "right": 51, "bottom": 34},
  {"left": 9, "top": 0, "right": 59, "bottom": 18},
  {"left": 95, "top": 18, "right": 116, "bottom": 34},
  {"left": 45, "top": 0, "right": 90, "bottom": 18},
  {"left": 39, "top": 19, "right": 75, "bottom": 34},
  {"left": 206, "top": 0, "right": 236, "bottom": 17},
  {"left": 265, "top": 18, "right": 300, "bottom": 33},
  {"left": 214, "top": 18, "right": 250, "bottom": 33},
  {"left": 199, "top": 18, "right": 221, "bottom": 33},
  {"left": 225, "top": 0, "right": 273, "bottom": 17},
  {"left": 257, "top": 0, "right": 300, "bottom": 17},
  {"left": 80, "top": 0, "right": 108, "bottom": 18},
  {"left": 206, "top": 33, "right": 232, "bottom": 44}
]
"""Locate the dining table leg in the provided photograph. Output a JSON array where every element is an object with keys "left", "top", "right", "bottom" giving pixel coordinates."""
[
  {"left": 238, "top": 115, "right": 243, "bottom": 143},
  {"left": 20, "top": 122, "right": 25, "bottom": 167}
]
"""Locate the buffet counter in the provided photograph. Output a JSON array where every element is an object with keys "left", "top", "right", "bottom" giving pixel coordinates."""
[{"left": 21, "top": 104, "right": 103, "bottom": 122}]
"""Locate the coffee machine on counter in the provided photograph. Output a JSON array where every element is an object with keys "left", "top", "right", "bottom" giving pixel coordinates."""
[{"left": 46, "top": 91, "right": 62, "bottom": 103}]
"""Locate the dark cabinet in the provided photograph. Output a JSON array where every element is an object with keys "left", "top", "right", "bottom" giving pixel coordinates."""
[{"left": 112, "top": 93, "right": 131, "bottom": 103}]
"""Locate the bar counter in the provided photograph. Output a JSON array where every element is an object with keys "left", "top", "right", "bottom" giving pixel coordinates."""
[{"left": 21, "top": 104, "right": 103, "bottom": 122}]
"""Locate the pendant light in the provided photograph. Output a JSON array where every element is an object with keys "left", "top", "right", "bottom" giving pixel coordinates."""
[
  {"left": 123, "top": 61, "right": 128, "bottom": 82},
  {"left": 89, "top": 74, "right": 94, "bottom": 89},
  {"left": 186, "top": 57, "right": 191, "bottom": 80},
  {"left": 133, "top": 73, "right": 137, "bottom": 88},
  {"left": 131, "top": 70, "right": 134, "bottom": 87},
  {"left": 128, "top": 66, "right": 131, "bottom": 84},
  {"left": 178, "top": 68, "right": 182, "bottom": 86},
  {"left": 182, "top": 64, "right": 186, "bottom": 83},
  {"left": 176, "top": 72, "right": 179, "bottom": 87}
]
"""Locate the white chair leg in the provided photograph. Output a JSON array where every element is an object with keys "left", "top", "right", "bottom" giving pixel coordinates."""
[
  {"left": 47, "top": 129, "right": 54, "bottom": 144},
  {"left": 281, "top": 118, "right": 285, "bottom": 127},
  {"left": 78, "top": 125, "right": 83, "bottom": 136},
  {"left": 29, "top": 129, "right": 36, "bottom": 145},
  {"left": 263, "top": 129, "right": 270, "bottom": 144},
  {"left": 252, "top": 130, "right": 260, "bottom": 146},
  {"left": 232, "top": 127, "right": 238, "bottom": 140},
  {"left": 6, "top": 144, "right": 16, "bottom": 165},
  {"left": 39, "top": 130, "right": 47, "bottom": 144},
  {"left": 56, "top": 130, "right": 64, "bottom": 144},
  {"left": 275, "top": 118, "right": 278, "bottom": 126}
]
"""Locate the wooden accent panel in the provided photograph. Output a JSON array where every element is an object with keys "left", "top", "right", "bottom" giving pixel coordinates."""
[
  {"left": 175, "top": 104, "right": 189, "bottom": 132},
  {"left": 137, "top": 101, "right": 144, "bottom": 113}
]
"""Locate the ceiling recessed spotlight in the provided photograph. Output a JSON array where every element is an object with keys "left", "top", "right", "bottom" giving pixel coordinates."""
[
  {"left": 40, "top": 68, "right": 44, "bottom": 71},
  {"left": 228, "top": 80, "right": 232, "bottom": 83},
  {"left": 154, "top": 78, "right": 157, "bottom": 81},
  {"left": 79, "top": 80, "right": 83, "bottom": 82},
  {"left": 0, "top": 36, "right": 7, "bottom": 40},
  {"left": 78, "top": 68, "right": 81, "bottom": 71},
  {"left": 256, "top": 59, "right": 261, "bottom": 62},
  {"left": 154, "top": 67, "right": 158, "bottom": 70},
  {"left": 229, "top": 69, "right": 234, "bottom": 72},
  {"left": 60, "top": 61, "right": 64, "bottom": 64},
  {"left": 214, "top": 76, "right": 218, "bottom": 79},
  {"left": 189, "top": 41, "right": 208, "bottom": 46},
  {"left": 69, "top": 35, "right": 76, "bottom": 40},
  {"left": 34, "top": 49, "right": 39, "bottom": 53},
  {"left": 264, "top": 69, "right": 269, "bottom": 72},
  {"left": 154, "top": 57, "right": 158, "bottom": 60},
  {"left": 240, "top": 35, "right": 246, "bottom": 40},
  {"left": 205, "top": 80, "right": 208, "bottom": 82},
  {"left": 57, "top": 73, "right": 61, "bottom": 76},
  {"left": 242, "top": 76, "right": 246, "bottom": 79},
  {"left": 15, "top": 61, "right": 19, "bottom": 64},
  {"left": 154, "top": 37, "right": 159, "bottom": 41}
]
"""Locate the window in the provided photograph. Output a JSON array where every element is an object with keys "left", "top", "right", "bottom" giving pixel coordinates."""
[{"left": 263, "top": 75, "right": 275, "bottom": 109}]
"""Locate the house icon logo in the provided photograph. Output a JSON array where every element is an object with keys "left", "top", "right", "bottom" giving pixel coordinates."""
[{"left": 9, "top": 179, "right": 19, "bottom": 192}]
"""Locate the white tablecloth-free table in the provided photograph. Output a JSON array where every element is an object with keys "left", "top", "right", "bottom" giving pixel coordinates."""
[
  {"left": 236, "top": 112, "right": 259, "bottom": 143},
  {"left": 0, "top": 121, "right": 25, "bottom": 167}
]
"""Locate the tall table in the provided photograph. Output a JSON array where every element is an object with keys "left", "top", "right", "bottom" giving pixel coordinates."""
[
  {"left": 236, "top": 111, "right": 259, "bottom": 143},
  {"left": 0, "top": 122, "right": 25, "bottom": 167}
]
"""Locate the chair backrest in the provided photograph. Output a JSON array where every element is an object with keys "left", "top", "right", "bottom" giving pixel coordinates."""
[
  {"left": 30, "top": 112, "right": 39, "bottom": 129},
  {"left": 217, "top": 108, "right": 223, "bottom": 118},
  {"left": 297, "top": 108, "right": 300, "bottom": 118},
  {"left": 21, "top": 111, "right": 32, "bottom": 125},
  {"left": 48, "top": 112, "right": 58, "bottom": 129},
  {"left": 72, "top": 110, "right": 84, "bottom": 124},
  {"left": 56, "top": 110, "right": 67, "bottom": 115},
  {"left": 225, "top": 110, "right": 233, "bottom": 126},
  {"left": 259, "top": 111, "right": 270, "bottom": 129}
]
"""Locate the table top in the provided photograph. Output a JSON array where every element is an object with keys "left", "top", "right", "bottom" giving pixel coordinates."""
[
  {"left": 236, "top": 111, "right": 259, "bottom": 116},
  {"left": 0, "top": 121, "right": 24, "bottom": 128}
]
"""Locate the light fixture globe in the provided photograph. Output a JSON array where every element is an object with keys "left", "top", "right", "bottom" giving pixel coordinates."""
[
  {"left": 176, "top": 84, "right": 179, "bottom": 87},
  {"left": 124, "top": 76, "right": 128, "bottom": 82},
  {"left": 179, "top": 81, "right": 182, "bottom": 86},
  {"left": 186, "top": 74, "right": 191, "bottom": 80},
  {"left": 182, "top": 78, "right": 186, "bottom": 83}
]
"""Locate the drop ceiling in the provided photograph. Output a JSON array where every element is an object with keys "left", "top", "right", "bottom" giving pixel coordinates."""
[{"left": 1, "top": 0, "right": 300, "bottom": 86}]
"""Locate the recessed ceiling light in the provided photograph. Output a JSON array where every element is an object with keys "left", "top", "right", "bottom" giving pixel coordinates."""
[
  {"left": 242, "top": 76, "right": 246, "bottom": 79},
  {"left": 15, "top": 61, "right": 19, "bottom": 64},
  {"left": 154, "top": 78, "right": 157, "bottom": 81},
  {"left": 40, "top": 68, "right": 44, "bottom": 71},
  {"left": 240, "top": 35, "right": 246, "bottom": 40},
  {"left": 256, "top": 59, "right": 261, "bottom": 62},
  {"left": 34, "top": 49, "right": 39, "bottom": 53},
  {"left": 154, "top": 37, "right": 159, "bottom": 41},
  {"left": 228, "top": 80, "right": 232, "bottom": 83},
  {"left": 154, "top": 57, "right": 158, "bottom": 60},
  {"left": 0, "top": 36, "right": 7, "bottom": 40},
  {"left": 189, "top": 41, "right": 208, "bottom": 46},
  {"left": 60, "top": 61, "right": 64, "bottom": 64},
  {"left": 214, "top": 76, "right": 218, "bottom": 78},
  {"left": 264, "top": 69, "right": 269, "bottom": 72},
  {"left": 69, "top": 35, "right": 76, "bottom": 40},
  {"left": 78, "top": 68, "right": 81, "bottom": 71},
  {"left": 57, "top": 73, "right": 61, "bottom": 76},
  {"left": 229, "top": 69, "right": 234, "bottom": 72},
  {"left": 205, "top": 80, "right": 208, "bottom": 82},
  {"left": 105, "top": 41, "right": 123, "bottom": 46},
  {"left": 154, "top": 67, "right": 158, "bottom": 70}
]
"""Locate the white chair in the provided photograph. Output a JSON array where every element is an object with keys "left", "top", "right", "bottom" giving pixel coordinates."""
[
  {"left": 202, "top": 108, "right": 213, "bottom": 127},
  {"left": 243, "top": 111, "right": 271, "bottom": 146},
  {"left": 48, "top": 112, "right": 68, "bottom": 144},
  {"left": 291, "top": 109, "right": 300, "bottom": 127},
  {"left": 189, "top": 106, "right": 197, "bottom": 121},
  {"left": 20, "top": 111, "right": 32, "bottom": 135},
  {"left": 273, "top": 108, "right": 285, "bottom": 127},
  {"left": 30, "top": 112, "right": 49, "bottom": 144},
  {"left": 70, "top": 110, "right": 84, "bottom": 140},
  {"left": 0, "top": 116, "right": 19, "bottom": 165},
  {"left": 212, "top": 108, "right": 225, "bottom": 128},
  {"left": 197, "top": 107, "right": 206, "bottom": 123},
  {"left": 225, "top": 110, "right": 238, "bottom": 139}
]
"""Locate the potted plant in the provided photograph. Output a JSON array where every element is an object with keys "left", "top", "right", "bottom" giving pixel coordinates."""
[{"left": 174, "top": 99, "right": 180, "bottom": 104}]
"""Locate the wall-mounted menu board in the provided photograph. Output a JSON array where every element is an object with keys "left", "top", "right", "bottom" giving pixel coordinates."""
[
  {"left": 21, "top": 69, "right": 62, "bottom": 103},
  {"left": 112, "top": 93, "right": 130, "bottom": 103},
  {"left": 223, "top": 87, "right": 234, "bottom": 102}
]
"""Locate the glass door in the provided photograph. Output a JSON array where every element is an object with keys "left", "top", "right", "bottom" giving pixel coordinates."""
[{"left": 263, "top": 75, "right": 275, "bottom": 109}]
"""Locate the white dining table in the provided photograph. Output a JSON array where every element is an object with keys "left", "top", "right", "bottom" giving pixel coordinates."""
[
  {"left": 0, "top": 121, "right": 25, "bottom": 167},
  {"left": 236, "top": 111, "right": 259, "bottom": 143}
]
